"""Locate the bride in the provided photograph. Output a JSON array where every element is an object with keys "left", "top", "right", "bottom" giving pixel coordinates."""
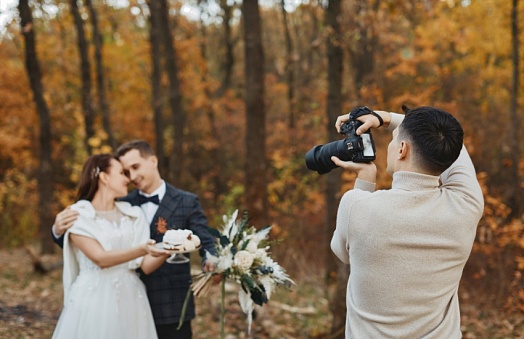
[{"left": 52, "top": 154, "right": 169, "bottom": 339}]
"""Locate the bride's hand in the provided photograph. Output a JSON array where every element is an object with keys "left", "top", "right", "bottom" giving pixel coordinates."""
[{"left": 144, "top": 240, "right": 170, "bottom": 257}]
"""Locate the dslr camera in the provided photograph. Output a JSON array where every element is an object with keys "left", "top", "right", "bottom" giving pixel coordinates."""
[{"left": 305, "top": 106, "right": 377, "bottom": 174}]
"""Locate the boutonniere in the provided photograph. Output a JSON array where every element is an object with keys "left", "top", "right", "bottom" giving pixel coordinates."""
[{"left": 156, "top": 217, "right": 168, "bottom": 234}]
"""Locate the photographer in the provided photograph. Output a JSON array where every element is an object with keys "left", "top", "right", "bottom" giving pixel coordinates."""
[{"left": 329, "top": 106, "right": 484, "bottom": 338}]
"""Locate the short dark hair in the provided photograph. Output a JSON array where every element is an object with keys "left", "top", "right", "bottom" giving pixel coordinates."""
[
  {"left": 398, "top": 106, "right": 463, "bottom": 174},
  {"left": 114, "top": 140, "right": 155, "bottom": 159},
  {"left": 76, "top": 154, "right": 115, "bottom": 201}
]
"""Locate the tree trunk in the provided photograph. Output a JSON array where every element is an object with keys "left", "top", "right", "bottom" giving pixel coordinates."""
[
  {"left": 70, "top": 0, "right": 95, "bottom": 153},
  {"left": 198, "top": 0, "right": 226, "bottom": 205},
  {"left": 306, "top": 4, "right": 321, "bottom": 81},
  {"left": 219, "top": 0, "right": 235, "bottom": 94},
  {"left": 18, "top": 0, "right": 55, "bottom": 254},
  {"left": 158, "top": 0, "right": 185, "bottom": 185},
  {"left": 243, "top": 0, "right": 268, "bottom": 227},
  {"left": 147, "top": 0, "right": 167, "bottom": 176},
  {"left": 325, "top": 0, "right": 346, "bottom": 337},
  {"left": 281, "top": 0, "right": 296, "bottom": 131},
  {"left": 86, "top": 0, "right": 116, "bottom": 150},
  {"left": 508, "top": 0, "right": 522, "bottom": 218},
  {"left": 347, "top": 0, "right": 380, "bottom": 90},
  {"left": 296, "top": 3, "right": 320, "bottom": 114}
]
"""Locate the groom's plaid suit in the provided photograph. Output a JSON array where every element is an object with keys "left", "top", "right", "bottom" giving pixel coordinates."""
[{"left": 121, "top": 184, "right": 217, "bottom": 325}]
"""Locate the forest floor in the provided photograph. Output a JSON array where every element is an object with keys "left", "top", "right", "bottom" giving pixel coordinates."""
[{"left": 0, "top": 247, "right": 523, "bottom": 339}]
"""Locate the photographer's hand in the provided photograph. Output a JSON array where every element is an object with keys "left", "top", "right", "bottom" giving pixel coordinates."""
[
  {"left": 335, "top": 110, "right": 391, "bottom": 134},
  {"left": 331, "top": 156, "right": 377, "bottom": 183}
]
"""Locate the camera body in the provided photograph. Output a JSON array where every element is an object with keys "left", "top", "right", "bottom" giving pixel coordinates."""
[
  {"left": 305, "top": 106, "right": 376, "bottom": 174},
  {"left": 339, "top": 118, "right": 375, "bottom": 162}
]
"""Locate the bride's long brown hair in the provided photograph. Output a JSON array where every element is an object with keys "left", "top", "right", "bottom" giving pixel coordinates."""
[{"left": 75, "top": 154, "right": 114, "bottom": 201}]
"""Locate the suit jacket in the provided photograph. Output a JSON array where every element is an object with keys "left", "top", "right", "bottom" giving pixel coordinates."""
[
  {"left": 120, "top": 184, "right": 217, "bottom": 325},
  {"left": 52, "top": 184, "right": 217, "bottom": 326},
  {"left": 52, "top": 227, "right": 65, "bottom": 248}
]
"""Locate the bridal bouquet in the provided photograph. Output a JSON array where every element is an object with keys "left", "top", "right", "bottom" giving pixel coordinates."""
[{"left": 189, "top": 210, "right": 294, "bottom": 336}]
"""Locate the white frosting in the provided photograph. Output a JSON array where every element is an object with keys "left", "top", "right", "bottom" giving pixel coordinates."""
[{"left": 163, "top": 229, "right": 201, "bottom": 251}]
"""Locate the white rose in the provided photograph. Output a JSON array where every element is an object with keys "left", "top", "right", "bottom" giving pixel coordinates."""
[
  {"left": 255, "top": 248, "right": 267, "bottom": 260},
  {"left": 245, "top": 240, "right": 258, "bottom": 253},
  {"left": 217, "top": 253, "right": 233, "bottom": 273},
  {"left": 221, "top": 244, "right": 232, "bottom": 256},
  {"left": 234, "top": 250, "right": 254, "bottom": 272}
]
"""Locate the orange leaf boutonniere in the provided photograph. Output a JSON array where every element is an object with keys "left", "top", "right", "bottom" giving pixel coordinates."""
[{"left": 156, "top": 217, "right": 168, "bottom": 234}]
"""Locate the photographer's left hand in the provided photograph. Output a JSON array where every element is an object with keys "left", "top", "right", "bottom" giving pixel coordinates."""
[{"left": 331, "top": 156, "right": 377, "bottom": 183}]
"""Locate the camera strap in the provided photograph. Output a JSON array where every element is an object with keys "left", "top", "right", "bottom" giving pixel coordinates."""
[{"left": 349, "top": 106, "right": 384, "bottom": 127}]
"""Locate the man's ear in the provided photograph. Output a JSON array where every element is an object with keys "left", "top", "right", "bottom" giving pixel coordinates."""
[
  {"left": 150, "top": 155, "right": 158, "bottom": 167},
  {"left": 398, "top": 141, "right": 409, "bottom": 160}
]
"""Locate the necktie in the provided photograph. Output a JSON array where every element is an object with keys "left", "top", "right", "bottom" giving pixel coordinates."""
[{"left": 138, "top": 194, "right": 160, "bottom": 205}]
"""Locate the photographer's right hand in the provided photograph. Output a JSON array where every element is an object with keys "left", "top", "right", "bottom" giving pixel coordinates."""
[
  {"left": 331, "top": 156, "right": 377, "bottom": 183},
  {"left": 356, "top": 110, "right": 391, "bottom": 135},
  {"left": 335, "top": 110, "right": 391, "bottom": 134}
]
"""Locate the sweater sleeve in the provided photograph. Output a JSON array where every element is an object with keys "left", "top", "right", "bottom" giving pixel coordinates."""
[
  {"left": 354, "top": 178, "right": 376, "bottom": 192},
  {"left": 331, "top": 189, "right": 371, "bottom": 265},
  {"left": 440, "top": 146, "right": 484, "bottom": 214},
  {"left": 386, "top": 112, "right": 404, "bottom": 131},
  {"left": 331, "top": 192, "right": 352, "bottom": 264}
]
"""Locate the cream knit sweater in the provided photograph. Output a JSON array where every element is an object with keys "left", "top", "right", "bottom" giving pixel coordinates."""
[{"left": 331, "top": 113, "right": 484, "bottom": 338}]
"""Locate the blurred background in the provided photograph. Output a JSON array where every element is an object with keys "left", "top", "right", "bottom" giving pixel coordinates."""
[{"left": 0, "top": 0, "right": 522, "bottom": 337}]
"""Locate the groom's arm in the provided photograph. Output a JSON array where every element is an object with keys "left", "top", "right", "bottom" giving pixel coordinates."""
[
  {"left": 51, "top": 207, "right": 79, "bottom": 249},
  {"left": 184, "top": 194, "right": 218, "bottom": 273},
  {"left": 187, "top": 196, "right": 217, "bottom": 256},
  {"left": 51, "top": 227, "right": 65, "bottom": 248}
]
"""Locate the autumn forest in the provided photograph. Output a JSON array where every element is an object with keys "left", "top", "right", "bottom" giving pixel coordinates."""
[{"left": 0, "top": 0, "right": 523, "bottom": 337}]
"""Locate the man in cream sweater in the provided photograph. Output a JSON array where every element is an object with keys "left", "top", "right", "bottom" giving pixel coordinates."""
[{"left": 330, "top": 106, "right": 484, "bottom": 338}]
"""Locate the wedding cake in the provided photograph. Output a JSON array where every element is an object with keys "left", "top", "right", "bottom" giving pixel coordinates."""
[{"left": 162, "top": 229, "right": 201, "bottom": 251}]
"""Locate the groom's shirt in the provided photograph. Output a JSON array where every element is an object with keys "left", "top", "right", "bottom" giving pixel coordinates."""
[{"left": 139, "top": 180, "right": 166, "bottom": 225}]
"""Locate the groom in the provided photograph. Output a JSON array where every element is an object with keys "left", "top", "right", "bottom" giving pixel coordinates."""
[{"left": 52, "top": 140, "right": 217, "bottom": 339}]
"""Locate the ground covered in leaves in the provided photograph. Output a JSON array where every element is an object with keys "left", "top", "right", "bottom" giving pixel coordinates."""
[{"left": 0, "top": 247, "right": 522, "bottom": 338}]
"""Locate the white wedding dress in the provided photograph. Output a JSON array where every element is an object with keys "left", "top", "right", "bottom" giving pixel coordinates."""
[{"left": 52, "top": 201, "right": 158, "bottom": 339}]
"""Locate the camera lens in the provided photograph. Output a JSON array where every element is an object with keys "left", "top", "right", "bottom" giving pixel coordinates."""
[{"left": 305, "top": 140, "right": 352, "bottom": 175}]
